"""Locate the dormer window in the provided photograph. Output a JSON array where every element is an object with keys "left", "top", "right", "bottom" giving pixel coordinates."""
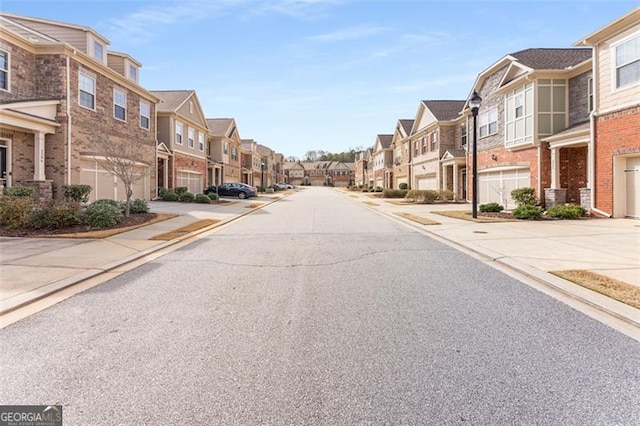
[
  {"left": 128, "top": 63, "right": 138, "bottom": 82},
  {"left": 93, "top": 40, "right": 104, "bottom": 62}
]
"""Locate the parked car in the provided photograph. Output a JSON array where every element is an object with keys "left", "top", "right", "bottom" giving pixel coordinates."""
[
  {"left": 275, "top": 182, "right": 293, "bottom": 189},
  {"left": 214, "top": 182, "right": 257, "bottom": 199}
]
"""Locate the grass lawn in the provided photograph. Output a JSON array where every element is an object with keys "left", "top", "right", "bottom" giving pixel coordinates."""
[
  {"left": 551, "top": 270, "right": 640, "bottom": 310},
  {"left": 394, "top": 212, "right": 441, "bottom": 225},
  {"left": 431, "top": 210, "right": 517, "bottom": 223}
]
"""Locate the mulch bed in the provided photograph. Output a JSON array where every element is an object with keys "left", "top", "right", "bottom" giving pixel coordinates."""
[{"left": 0, "top": 213, "right": 157, "bottom": 238}]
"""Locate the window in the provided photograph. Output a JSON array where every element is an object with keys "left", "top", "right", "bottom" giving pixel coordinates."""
[
  {"left": 588, "top": 77, "right": 594, "bottom": 112},
  {"left": 224, "top": 142, "right": 229, "bottom": 154},
  {"left": 188, "top": 128, "right": 195, "bottom": 148},
  {"left": 430, "top": 132, "right": 437, "bottom": 151},
  {"left": 231, "top": 146, "right": 238, "bottom": 160},
  {"left": 0, "top": 50, "right": 8, "bottom": 91},
  {"left": 414, "top": 141, "right": 419, "bottom": 157},
  {"left": 129, "top": 64, "right": 138, "bottom": 82},
  {"left": 93, "top": 41, "right": 104, "bottom": 62},
  {"left": 505, "top": 82, "right": 533, "bottom": 146},
  {"left": 139, "top": 101, "right": 150, "bottom": 129},
  {"left": 421, "top": 137, "right": 427, "bottom": 154},
  {"left": 175, "top": 122, "right": 183, "bottom": 145},
  {"left": 79, "top": 71, "right": 96, "bottom": 109},
  {"left": 461, "top": 124, "right": 467, "bottom": 146},
  {"left": 198, "top": 132, "right": 204, "bottom": 152},
  {"left": 538, "top": 79, "right": 566, "bottom": 136},
  {"left": 615, "top": 34, "right": 640, "bottom": 89},
  {"left": 479, "top": 108, "right": 498, "bottom": 138},
  {"left": 113, "top": 89, "right": 127, "bottom": 121},
  {"left": 189, "top": 101, "right": 194, "bottom": 114}
]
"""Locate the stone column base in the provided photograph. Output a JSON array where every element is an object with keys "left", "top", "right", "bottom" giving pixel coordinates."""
[
  {"left": 579, "top": 187, "right": 591, "bottom": 211},
  {"left": 544, "top": 188, "right": 567, "bottom": 208},
  {"left": 23, "top": 180, "right": 53, "bottom": 204}
]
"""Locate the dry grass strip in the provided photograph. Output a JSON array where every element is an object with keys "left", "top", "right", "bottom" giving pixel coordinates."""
[
  {"left": 362, "top": 201, "right": 379, "bottom": 207},
  {"left": 150, "top": 219, "right": 220, "bottom": 241},
  {"left": 550, "top": 270, "right": 640, "bottom": 310},
  {"left": 394, "top": 212, "right": 441, "bottom": 225},
  {"left": 51, "top": 214, "right": 178, "bottom": 239},
  {"left": 385, "top": 200, "right": 415, "bottom": 205},
  {"left": 431, "top": 210, "right": 517, "bottom": 223},
  {"left": 245, "top": 202, "right": 263, "bottom": 209},
  {"left": 217, "top": 200, "right": 237, "bottom": 206}
]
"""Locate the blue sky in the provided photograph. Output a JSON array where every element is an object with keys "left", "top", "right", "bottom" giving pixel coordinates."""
[{"left": 3, "top": 0, "right": 639, "bottom": 159}]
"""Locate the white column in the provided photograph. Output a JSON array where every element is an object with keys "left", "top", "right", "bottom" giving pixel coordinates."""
[
  {"left": 442, "top": 164, "right": 448, "bottom": 191},
  {"left": 453, "top": 163, "right": 459, "bottom": 201},
  {"left": 34, "top": 131, "right": 46, "bottom": 180},
  {"left": 550, "top": 147, "right": 559, "bottom": 189}
]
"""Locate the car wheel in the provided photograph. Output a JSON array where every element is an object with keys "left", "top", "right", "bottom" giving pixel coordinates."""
[{"left": 238, "top": 192, "right": 247, "bottom": 199}]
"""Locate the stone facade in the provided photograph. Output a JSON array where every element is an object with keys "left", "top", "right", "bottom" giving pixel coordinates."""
[{"left": 568, "top": 71, "right": 592, "bottom": 127}]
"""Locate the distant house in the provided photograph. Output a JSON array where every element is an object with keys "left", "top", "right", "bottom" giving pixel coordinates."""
[
  {"left": 207, "top": 118, "right": 243, "bottom": 185},
  {"left": 577, "top": 7, "right": 640, "bottom": 218},
  {"left": 241, "top": 139, "right": 262, "bottom": 187},
  {"left": 370, "top": 135, "right": 393, "bottom": 188},
  {"left": 0, "top": 13, "right": 159, "bottom": 201},
  {"left": 152, "top": 90, "right": 209, "bottom": 195},
  {"left": 390, "top": 119, "right": 414, "bottom": 189}
]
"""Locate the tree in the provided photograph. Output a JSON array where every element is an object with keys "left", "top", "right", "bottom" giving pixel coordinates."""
[{"left": 93, "top": 139, "right": 150, "bottom": 217}]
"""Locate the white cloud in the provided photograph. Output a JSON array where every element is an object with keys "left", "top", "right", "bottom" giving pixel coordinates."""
[{"left": 307, "top": 25, "right": 388, "bottom": 42}]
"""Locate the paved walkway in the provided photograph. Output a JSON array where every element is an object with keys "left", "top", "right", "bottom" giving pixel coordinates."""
[{"left": 1, "top": 188, "right": 639, "bottom": 334}]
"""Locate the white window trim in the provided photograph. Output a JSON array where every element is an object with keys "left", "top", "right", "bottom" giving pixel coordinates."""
[
  {"left": 0, "top": 49, "right": 9, "bottom": 92},
  {"left": 504, "top": 83, "right": 534, "bottom": 147},
  {"left": 611, "top": 30, "right": 640, "bottom": 92},
  {"left": 175, "top": 122, "right": 183, "bottom": 145},
  {"left": 78, "top": 70, "right": 96, "bottom": 111},
  {"left": 139, "top": 101, "right": 150, "bottom": 130},
  {"left": 113, "top": 88, "right": 127, "bottom": 122},
  {"left": 127, "top": 61, "right": 138, "bottom": 83},
  {"left": 198, "top": 132, "right": 204, "bottom": 152},
  {"left": 188, "top": 127, "right": 195, "bottom": 149},
  {"left": 92, "top": 38, "right": 105, "bottom": 63},
  {"left": 479, "top": 107, "right": 498, "bottom": 139},
  {"left": 588, "top": 77, "right": 594, "bottom": 113}
]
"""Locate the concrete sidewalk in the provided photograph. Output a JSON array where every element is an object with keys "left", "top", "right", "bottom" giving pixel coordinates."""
[{"left": 1, "top": 188, "right": 639, "bottom": 336}]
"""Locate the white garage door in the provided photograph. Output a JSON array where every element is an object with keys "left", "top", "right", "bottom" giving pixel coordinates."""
[
  {"left": 176, "top": 171, "right": 203, "bottom": 194},
  {"left": 626, "top": 157, "right": 640, "bottom": 218},
  {"left": 478, "top": 168, "right": 530, "bottom": 210},
  {"left": 417, "top": 176, "right": 437, "bottom": 190},
  {"left": 80, "top": 160, "right": 147, "bottom": 202}
]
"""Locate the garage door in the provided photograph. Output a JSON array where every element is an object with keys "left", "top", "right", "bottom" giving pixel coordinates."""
[
  {"left": 176, "top": 171, "right": 203, "bottom": 194},
  {"left": 626, "top": 157, "right": 640, "bottom": 218},
  {"left": 416, "top": 176, "right": 437, "bottom": 190},
  {"left": 478, "top": 168, "right": 530, "bottom": 210},
  {"left": 80, "top": 159, "right": 147, "bottom": 202}
]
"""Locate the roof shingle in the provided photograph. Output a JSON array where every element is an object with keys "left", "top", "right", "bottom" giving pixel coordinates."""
[
  {"left": 423, "top": 100, "right": 466, "bottom": 121},
  {"left": 510, "top": 48, "right": 591, "bottom": 70}
]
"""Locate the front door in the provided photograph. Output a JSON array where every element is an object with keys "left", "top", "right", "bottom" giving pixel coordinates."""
[
  {"left": 0, "top": 145, "right": 8, "bottom": 188},
  {"left": 625, "top": 157, "right": 640, "bottom": 218}
]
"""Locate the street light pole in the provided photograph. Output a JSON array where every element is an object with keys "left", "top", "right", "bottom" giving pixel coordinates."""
[
  {"left": 469, "top": 91, "right": 482, "bottom": 219},
  {"left": 261, "top": 161, "right": 265, "bottom": 191}
]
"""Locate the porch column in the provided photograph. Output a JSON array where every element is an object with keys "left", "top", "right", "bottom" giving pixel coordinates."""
[
  {"left": 453, "top": 163, "right": 459, "bottom": 201},
  {"left": 442, "top": 164, "right": 448, "bottom": 191},
  {"left": 34, "top": 131, "right": 46, "bottom": 180},
  {"left": 550, "top": 146, "right": 560, "bottom": 189}
]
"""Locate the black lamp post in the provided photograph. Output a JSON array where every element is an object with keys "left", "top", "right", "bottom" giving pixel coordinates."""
[
  {"left": 261, "top": 161, "right": 265, "bottom": 191},
  {"left": 469, "top": 91, "right": 482, "bottom": 219}
]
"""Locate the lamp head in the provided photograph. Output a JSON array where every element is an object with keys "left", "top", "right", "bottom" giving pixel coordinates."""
[{"left": 469, "top": 91, "right": 482, "bottom": 116}]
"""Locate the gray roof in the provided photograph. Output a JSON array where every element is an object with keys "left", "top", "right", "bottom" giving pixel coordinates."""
[
  {"left": 423, "top": 100, "right": 466, "bottom": 121},
  {"left": 399, "top": 119, "right": 414, "bottom": 134},
  {"left": 378, "top": 134, "right": 393, "bottom": 149},
  {"left": 510, "top": 48, "right": 592, "bottom": 70},
  {"left": 151, "top": 90, "right": 194, "bottom": 112},
  {"left": 206, "top": 118, "right": 234, "bottom": 137}
]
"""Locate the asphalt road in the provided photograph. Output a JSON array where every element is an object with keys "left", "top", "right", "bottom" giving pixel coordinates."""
[{"left": 1, "top": 187, "right": 639, "bottom": 425}]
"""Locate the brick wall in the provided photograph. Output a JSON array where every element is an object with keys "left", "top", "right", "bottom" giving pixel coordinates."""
[
  {"left": 594, "top": 106, "right": 640, "bottom": 214},
  {"left": 559, "top": 146, "right": 588, "bottom": 203}
]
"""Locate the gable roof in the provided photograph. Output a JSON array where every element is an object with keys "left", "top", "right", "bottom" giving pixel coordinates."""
[
  {"left": 152, "top": 90, "right": 196, "bottom": 112},
  {"left": 206, "top": 118, "right": 234, "bottom": 137},
  {"left": 399, "top": 119, "right": 414, "bottom": 134},
  {"left": 423, "top": 100, "right": 465, "bottom": 121},
  {"left": 510, "top": 48, "right": 592, "bottom": 70},
  {"left": 377, "top": 134, "right": 393, "bottom": 149}
]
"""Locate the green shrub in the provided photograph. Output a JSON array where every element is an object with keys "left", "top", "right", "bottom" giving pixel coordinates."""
[
  {"left": 129, "top": 199, "right": 149, "bottom": 214},
  {"left": 511, "top": 187, "right": 537, "bottom": 206},
  {"left": 381, "top": 189, "right": 408, "bottom": 198},
  {"left": 62, "top": 184, "right": 92, "bottom": 203},
  {"left": 513, "top": 204, "right": 542, "bottom": 220},
  {"left": 479, "top": 202, "right": 504, "bottom": 213},
  {"left": 195, "top": 194, "right": 211, "bottom": 203},
  {"left": 207, "top": 193, "right": 219, "bottom": 201},
  {"left": 162, "top": 191, "right": 179, "bottom": 202},
  {"left": 405, "top": 189, "right": 439, "bottom": 204},
  {"left": 0, "top": 196, "right": 33, "bottom": 229},
  {"left": 437, "top": 189, "right": 454, "bottom": 201},
  {"left": 399, "top": 182, "right": 408, "bottom": 190},
  {"left": 85, "top": 202, "right": 123, "bottom": 228},
  {"left": 375, "top": 186, "right": 383, "bottom": 192},
  {"left": 31, "top": 202, "right": 82, "bottom": 229},
  {"left": 175, "top": 187, "right": 188, "bottom": 195},
  {"left": 179, "top": 192, "right": 195, "bottom": 203},
  {"left": 546, "top": 204, "right": 586, "bottom": 219},
  {"left": 3, "top": 186, "right": 35, "bottom": 197}
]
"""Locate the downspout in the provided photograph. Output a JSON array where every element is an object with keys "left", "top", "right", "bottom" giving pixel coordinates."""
[
  {"left": 66, "top": 54, "right": 72, "bottom": 185},
  {"left": 588, "top": 41, "right": 611, "bottom": 217}
]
